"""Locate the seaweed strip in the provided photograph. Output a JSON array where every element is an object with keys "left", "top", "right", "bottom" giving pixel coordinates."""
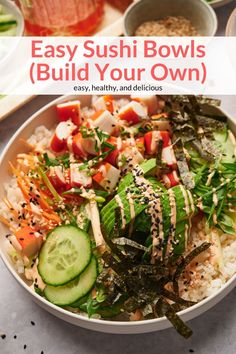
[
  {"left": 112, "top": 237, "right": 149, "bottom": 252},
  {"left": 173, "top": 139, "right": 195, "bottom": 189},
  {"left": 155, "top": 297, "right": 193, "bottom": 339},
  {"left": 190, "top": 140, "right": 214, "bottom": 162}
]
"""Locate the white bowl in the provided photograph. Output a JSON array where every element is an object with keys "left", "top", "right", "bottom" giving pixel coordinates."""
[
  {"left": 124, "top": 0, "right": 218, "bottom": 37},
  {"left": 0, "top": 0, "right": 24, "bottom": 36},
  {"left": 1, "top": 95, "right": 236, "bottom": 334}
]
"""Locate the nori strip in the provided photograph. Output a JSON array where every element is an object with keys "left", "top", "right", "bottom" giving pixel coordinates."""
[
  {"left": 155, "top": 297, "right": 193, "bottom": 339},
  {"left": 173, "top": 139, "right": 195, "bottom": 189}
]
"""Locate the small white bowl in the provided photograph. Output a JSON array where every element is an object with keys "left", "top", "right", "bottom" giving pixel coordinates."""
[
  {"left": 0, "top": 0, "right": 24, "bottom": 36},
  {"left": 226, "top": 8, "right": 236, "bottom": 36},
  {"left": 124, "top": 0, "right": 218, "bottom": 37},
  {"left": 0, "top": 95, "right": 236, "bottom": 334}
]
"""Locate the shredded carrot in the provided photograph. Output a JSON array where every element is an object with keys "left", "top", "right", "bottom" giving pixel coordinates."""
[
  {"left": 3, "top": 198, "right": 18, "bottom": 218},
  {"left": 0, "top": 215, "right": 16, "bottom": 232},
  {"left": 5, "top": 161, "right": 62, "bottom": 231}
]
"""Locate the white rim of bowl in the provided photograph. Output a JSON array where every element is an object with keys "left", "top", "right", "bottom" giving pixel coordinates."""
[
  {"left": 123, "top": 0, "right": 218, "bottom": 37},
  {"left": 0, "top": 96, "right": 235, "bottom": 331}
]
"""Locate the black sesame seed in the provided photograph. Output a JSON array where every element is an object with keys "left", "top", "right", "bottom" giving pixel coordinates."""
[
  {"left": 24, "top": 344, "right": 27, "bottom": 349},
  {"left": 189, "top": 350, "right": 194, "bottom": 353},
  {"left": 1, "top": 334, "right": 6, "bottom": 339},
  {"left": 14, "top": 335, "right": 17, "bottom": 339},
  {"left": 31, "top": 321, "right": 35, "bottom": 326}
]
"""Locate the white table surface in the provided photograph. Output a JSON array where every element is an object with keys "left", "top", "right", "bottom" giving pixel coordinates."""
[{"left": 1, "top": 2, "right": 236, "bottom": 353}]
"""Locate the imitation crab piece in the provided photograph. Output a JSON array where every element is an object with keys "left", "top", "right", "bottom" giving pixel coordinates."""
[
  {"left": 93, "top": 163, "right": 120, "bottom": 192},
  {"left": 131, "top": 95, "right": 158, "bottom": 115},
  {"left": 15, "top": 226, "right": 43, "bottom": 258},
  {"left": 72, "top": 132, "right": 88, "bottom": 158},
  {"left": 48, "top": 166, "right": 67, "bottom": 190},
  {"left": 162, "top": 170, "right": 180, "bottom": 188},
  {"left": 152, "top": 113, "right": 171, "bottom": 132},
  {"left": 162, "top": 145, "right": 177, "bottom": 169},
  {"left": 104, "top": 137, "right": 121, "bottom": 166},
  {"left": 93, "top": 95, "right": 114, "bottom": 113},
  {"left": 91, "top": 110, "right": 118, "bottom": 135},
  {"left": 81, "top": 136, "right": 98, "bottom": 156},
  {"left": 118, "top": 101, "right": 147, "bottom": 125},
  {"left": 144, "top": 131, "right": 171, "bottom": 155},
  {"left": 120, "top": 147, "right": 144, "bottom": 170},
  {"left": 56, "top": 100, "right": 82, "bottom": 126},
  {"left": 50, "top": 121, "right": 76, "bottom": 153},
  {"left": 70, "top": 163, "right": 92, "bottom": 188}
]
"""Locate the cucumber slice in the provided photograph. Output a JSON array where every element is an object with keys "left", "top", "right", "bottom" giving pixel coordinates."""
[
  {"left": 44, "top": 257, "right": 97, "bottom": 306},
  {"left": 0, "top": 22, "right": 16, "bottom": 32},
  {"left": 0, "top": 27, "right": 16, "bottom": 36},
  {"left": 38, "top": 225, "right": 91, "bottom": 286},
  {"left": 0, "top": 14, "right": 16, "bottom": 23}
]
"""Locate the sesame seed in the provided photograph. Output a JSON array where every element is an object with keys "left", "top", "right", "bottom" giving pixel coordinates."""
[
  {"left": 1, "top": 334, "right": 6, "bottom": 339},
  {"left": 24, "top": 344, "right": 27, "bottom": 349},
  {"left": 31, "top": 321, "right": 35, "bottom": 326}
]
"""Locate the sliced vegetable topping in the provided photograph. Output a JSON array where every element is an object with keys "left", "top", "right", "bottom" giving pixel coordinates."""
[{"left": 38, "top": 225, "right": 91, "bottom": 286}]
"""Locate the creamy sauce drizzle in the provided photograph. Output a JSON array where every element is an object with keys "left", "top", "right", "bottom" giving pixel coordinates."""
[
  {"left": 206, "top": 170, "right": 215, "bottom": 186},
  {"left": 168, "top": 189, "right": 176, "bottom": 237},
  {"left": 228, "top": 130, "right": 236, "bottom": 157},
  {"left": 150, "top": 131, "right": 160, "bottom": 153},
  {"left": 180, "top": 185, "right": 190, "bottom": 215},
  {"left": 126, "top": 191, "right": 135, "bottom": 236},
  {"left": 187, "top": 190, "right": 195, "bottom": 214},
  {"left": 131, "top": 165, "right": 164, "bottom": 261},
  {"left": 184, "top": 223, "right": 189, "bottom": 248},
  {"left": 115, "top": 195, "right": 126, "bottom": 230},
  {"left": 117, "top": 137, "right": 122, "bottom": 150},
  {"left": 167, "top": 189, "right": 176, "bottom": 255},
  {"left": 213, "top": 192, "right": 218, "bottom": 206}
]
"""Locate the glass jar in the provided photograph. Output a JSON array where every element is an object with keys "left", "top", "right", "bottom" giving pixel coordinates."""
[{"left": 16, "top": 0, "right": 104, "bottom": 36}]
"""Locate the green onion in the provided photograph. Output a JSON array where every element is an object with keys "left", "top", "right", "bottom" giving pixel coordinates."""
[{"left": 38, "top": 167, "right": 61, "bottom": 203}]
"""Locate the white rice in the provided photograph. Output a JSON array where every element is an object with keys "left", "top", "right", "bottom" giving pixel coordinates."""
[{"left": 27, "top": 125, "right": 53, "bottom": 153}]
